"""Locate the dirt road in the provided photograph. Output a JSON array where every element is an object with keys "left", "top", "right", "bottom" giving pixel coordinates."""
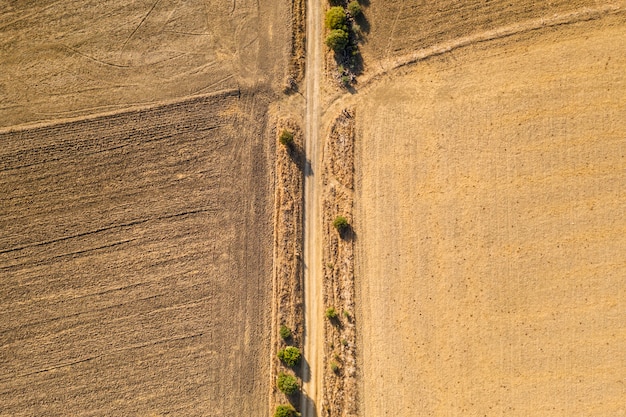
[{"left": 301, "top": 0, "right": 323, "bottom": 414}]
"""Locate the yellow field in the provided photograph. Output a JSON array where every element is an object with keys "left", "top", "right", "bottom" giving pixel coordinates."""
[{"left": 355, "top": 15, "right": 626, "bottom": 416}]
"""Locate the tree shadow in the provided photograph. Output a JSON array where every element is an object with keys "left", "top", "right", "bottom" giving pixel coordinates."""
[
  {"left": 338, "top": 224, "right": 356, "bottom": 242},
  {"left": 299, "top": 390, "right": 319, "bottom": 417},
  {"left": 354, "top": 11, "right": 370, "bottom": 35}
]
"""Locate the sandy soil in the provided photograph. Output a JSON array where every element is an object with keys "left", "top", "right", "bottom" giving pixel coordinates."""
[
  {"left": 0, "top": 0, "right": 290, "bottom": 127},
  {"left": 354, "top": 15, "right": 626, "bottom": 417},
  {"left": 0, "top": 91, "right": 275, "bottom": 416}
]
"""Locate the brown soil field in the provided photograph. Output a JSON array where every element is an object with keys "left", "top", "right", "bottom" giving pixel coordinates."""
[
  {"left": 0, "top": 0, "right": 290, "bottom": 128},
  {"left": 354, "top": 14, "right": 626, "bottom": 417},
  {"left": 0, "top": 91, "right": 275, "bottom": 416}
]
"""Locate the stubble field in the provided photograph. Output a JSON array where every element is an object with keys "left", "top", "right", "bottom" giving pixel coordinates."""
[{"left": 355, "top": 11, "right": 626, "bottom": 417}]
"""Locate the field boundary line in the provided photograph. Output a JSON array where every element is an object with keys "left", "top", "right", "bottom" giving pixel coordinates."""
[{"left": 0, "top": 89, "right": 240, "bottom": 135}]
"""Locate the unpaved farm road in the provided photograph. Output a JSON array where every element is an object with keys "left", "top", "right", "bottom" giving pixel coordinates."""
[{"left": 301, "top": 0, "right": 323, "bottom": 414}]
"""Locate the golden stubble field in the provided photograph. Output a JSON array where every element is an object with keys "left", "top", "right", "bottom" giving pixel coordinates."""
[
  {"left": 354, "top": 13, "right": 626, "bottom": 417},
  {"left": 0, "top": 0, "right": 289, "bottom": 127}
]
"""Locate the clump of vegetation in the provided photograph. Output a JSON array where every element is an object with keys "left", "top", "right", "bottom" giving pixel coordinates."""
[
  {"left": 330, "top": 361, "right": 340, "bottom": 373},
  {"left": 325, "top": 29, "right": 349, "bottom": 52},
  {"left": 325, "top": 307, "right": 337, "bottom": 319},
  {"left": 332, "top": 215, "right": 349, "bottom": 232},
  {"left": 341, "top": 338, "right": 348, "bottom": 346},
  {"left": 325, "top": 6, "right": 347, "bottom": 30},
  {"left": 279, "top": 130, "right": 294, "bottom": 147},
  {"left": 347, "top": 1, "right": 362, "bottom": 17},
  {"left": 277, "top": 346, "right": 302, "bottom": 367},
  {"left": 275, "top": 404, "right": 300, "bottom": 417},
  {"left": 342, "top": 309, "right": 351, "bottom": 319},
  {"left": 277, "top": 372, "right": 299, "bottom": 395},
  {"left": 279, "top": 324, "right": 292, "bottom": 340}
]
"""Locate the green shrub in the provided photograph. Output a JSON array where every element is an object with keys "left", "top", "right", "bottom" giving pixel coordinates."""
[
  {"left": 347, "top": 1, "right": 362, "bottom": 17},
  {"left": 279, "top": 324, "right": 292, "bottom": 340},
  {"left": 275, "top": 404, "right": 300, "bottom": 417},
  {"left": 330, "top": 361, "right": 340, "bottom": 373},
  {"left": 279, "top": 130, "right": 294, "bottom": 147},
  {"left": 325, "top": 6, "right": 347, "bottom": 30},
  {"left": 277, "top": 372, "right": 299, "bottom": 395},
  {"left": 325, "top": 29, "right": 349, "bottom": 52},
  {"left": 325, "top": 307, "right": 337, "bottom": 319},
  {"left": 277, "top": 346, "right": 301, "bottom": 367},
  {"left": 332, "top": 215, "right": 349, "bottom": 232}
]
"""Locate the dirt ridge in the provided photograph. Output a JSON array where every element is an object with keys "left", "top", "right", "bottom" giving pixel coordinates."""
[
  {"left": 320, "top": 108, "right": 357, "bottom": 417},
  {"left": 269, "top": 118, "right": 305, "bottom": 414}
]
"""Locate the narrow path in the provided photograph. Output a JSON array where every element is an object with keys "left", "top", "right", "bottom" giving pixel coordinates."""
[{"left": 301, "top": 0, "right": 323, "bottom": 414}]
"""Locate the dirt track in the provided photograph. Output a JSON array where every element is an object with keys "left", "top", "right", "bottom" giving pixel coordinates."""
[
  {"left": 354, "top": 13, "right": 626, "bottom": 416},
  {"left": 0, "top": 92, "right": 275, "bottom": 416},
  {"left": 301, "top": 0, "right": 324, "bottom": 413}
]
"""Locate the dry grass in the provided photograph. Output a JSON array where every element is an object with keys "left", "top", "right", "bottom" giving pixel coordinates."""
[
  {"left": 354, "top": 14, "right": 626, "bottom": 417},
  {"left": 270, "top": 116, "right": 305, "bottom": 412},
  {"left": 0, "top": 91, "right": 275, "bottom": 416},
  {"left": 321, "top": 109, "right": 357, "bottom": 417}
]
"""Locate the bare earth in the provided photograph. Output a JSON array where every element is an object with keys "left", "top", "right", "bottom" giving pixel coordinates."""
[
  {"left": 0, "top": 0, "right": 289, "bottom": 127},
  {"left": 0, "top": 92, "right": 276, "bottom": 416},
  {"left": 355, "top": 14, "right": 626, "bottom": 417}
]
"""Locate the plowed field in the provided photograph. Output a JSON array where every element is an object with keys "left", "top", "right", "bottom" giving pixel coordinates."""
[
  {"left": 355, "top": 13, "right": 626, "bottom": 417},
  {"left": 0, "top": 92, "right": 275, "bottom": 416}
]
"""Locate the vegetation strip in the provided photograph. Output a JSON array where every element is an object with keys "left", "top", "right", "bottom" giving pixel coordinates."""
[
  {"left": 320, "top": 108, "right": 357, "bottom": 416},
  {"left": 270, "top": 118, "right": 306, "bottom": 416}
]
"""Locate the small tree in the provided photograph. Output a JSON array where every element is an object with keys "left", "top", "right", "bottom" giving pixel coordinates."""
[
  {"left": 275, "top": 404, "right": 300, "bottom": 417},
  {"left": 332, "top": 215, "right": 349, "bottom": 232},
  {"left": 277, "top": 372, "right": 299, "bottom": 395},
  {"left": 279, "top": 130, "right": 294, "bottom": 147},
  {"left": 279, "top": 324, "right": 292, "bottom": 340},
  {"left": 277, "top": 346, "right": 302, "bottom": 367},
  {"left": 325, "top": 6, "right": 347, "bottom": 30},
  {"left": 325, "top": 29, "right": 349, "bottom": 52},
  {"left": 347, "top": 1, "right": 362, "bottom": 17},
  {"left": 325, "top": 307, "right": 337, "bottom": 319}
]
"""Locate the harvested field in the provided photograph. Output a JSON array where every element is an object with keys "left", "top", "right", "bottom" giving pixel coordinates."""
[
  {"left": 358, "top": 0, "right": 622, "bottom": 68},
  {"left": 0, "top": 0, "right": 290, "bottom": 127},
  {"left": 0, "top": 92, "right": 275, "bottom": 416},
  {"left": 355, "top": 15, "right": 626, "bottom": 417}
]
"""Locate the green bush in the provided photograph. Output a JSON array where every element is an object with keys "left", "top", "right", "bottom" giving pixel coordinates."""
[
  {"left": 330, "top": 361, "right": 340, "bottom": 373},
  {"left": 332, "top": 215, "right": 349, "bottom": 232},
  {"left": 277, "top": 346, "right": 301, "bottom": 367},
  {"left": 325, "top": 29, "right": 349, "bottom": 52},
  {"left": 325, "top": 307, "right": 337, "bottom": 319},
  {"left": 347, "top": 1, "right": 362, "bottom": 17},
  {"left": 277, "top": 372, "right": 299, "bottom": 395},
  {"left": 279, "top": 324, "right": 292, "bottom": 340},
  {"left": 325, "top": 6, "right": 347, "bottom": 30},
  {"left": 279, "top": 130, "right": 294, "bottom": 147},
  {"left": 275, "top": 404, "right": 300, "bottom": 417}
]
